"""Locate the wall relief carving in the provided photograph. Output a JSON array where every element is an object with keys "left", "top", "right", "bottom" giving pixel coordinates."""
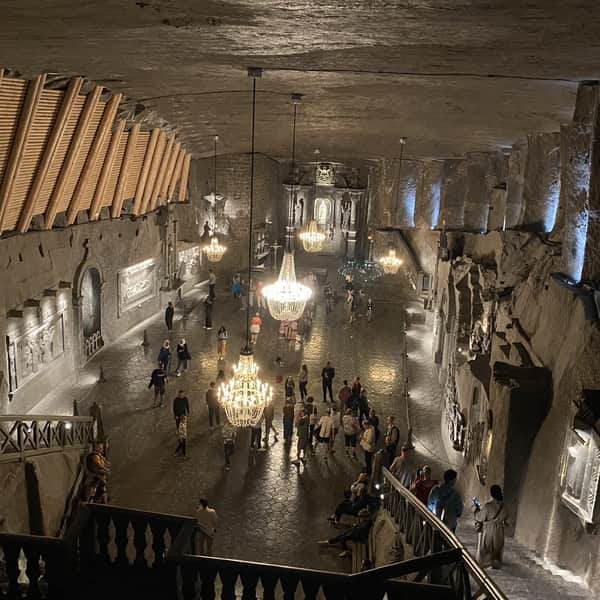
[{"left": 117, "top": 259, "right": 156, "bottom": 316}]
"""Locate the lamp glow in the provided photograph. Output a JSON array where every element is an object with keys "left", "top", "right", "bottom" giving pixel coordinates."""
[
  {"left": 379, "top": 248, "right": 403, "bottom": 275},
  {"left": 299, "top": 220, "right": 326, "bottom": 253},
  {"left": 203, "top": 236, "right": 227, "bottom": 262}
]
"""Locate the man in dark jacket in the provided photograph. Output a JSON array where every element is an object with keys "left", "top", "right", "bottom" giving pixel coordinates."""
[
  {"left": 321, "top": 361, "right": 335, "bottom": 403},
  {"left": 148, "top": 362, "right": 168, "bottom": 408},
  {"left": 165, "top": 302, "right": 174, "bottom": 332},
  {"left": 173, "top": 389, "right": 190, "bottom": 429},
  {"left": 205, "top": 382, "right": 220, "bottom": 428}
]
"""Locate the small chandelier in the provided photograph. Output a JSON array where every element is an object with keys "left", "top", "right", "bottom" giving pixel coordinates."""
[
  {"left": 379, "top": 247, "right": 403, "bottom": 275},
  {"left": 218, "top": 346, "right": 273, "bottom": 427},
  {"left": 299, "top": 220, "right": 326, "bottom": 252},
  {"left": 203, "top": 235, "right": 227, "bottom": 262},
  {"left": 263, "top": 251, "right": 312, "bottom": 321}
]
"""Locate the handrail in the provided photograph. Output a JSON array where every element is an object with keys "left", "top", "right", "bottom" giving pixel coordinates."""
[{"left": 0, "top": 414, "right": 93, "bottom": 421}]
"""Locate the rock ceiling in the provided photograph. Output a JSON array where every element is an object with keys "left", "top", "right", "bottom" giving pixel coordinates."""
[{"left": 1, "top": 1, "right": 599, "bottom": 163}]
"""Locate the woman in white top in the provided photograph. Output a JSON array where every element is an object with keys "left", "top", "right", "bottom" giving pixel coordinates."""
[
  {"left": 359, "top": 420, "right": 376, "bottom": 474},
  {"left": 317, "top": 409, "right": 334, "bottom": 462}
]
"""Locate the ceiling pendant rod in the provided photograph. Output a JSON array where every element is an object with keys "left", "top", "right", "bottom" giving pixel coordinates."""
[
  {"left": 246, "top": 71, "right": 258, "bottom": 345},
  {"left": 286, "top": 99, "right": 298, "bottom": 253},
  {"left": 213, "top": 133, "right": 218, "bottom": 207}
]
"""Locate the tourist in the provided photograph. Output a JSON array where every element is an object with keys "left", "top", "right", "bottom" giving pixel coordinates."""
[
  {"left": 474, "top": 484, "right": 508, "bottom": 569},
  {"left": 427, "top": 469, "right": 464, "bottom": 533},
  {"left": 321, "top": 361, "right": 335, "bottom": 403},
  {"left": 249, "top": 278, "right": 256, "bottom": 307},
  {"left": 249, "top": 417, "right": 263, "bottom": 451},
  {"left": 217, "top": 325, "right": 228, "bottom": 361},
  {"left": 158, "top": 340, "right": 172, "bottom": 375},
  {"left": 384, "top": 416, "right": 400, "bottom": 465},
  {"left": 348, "top": 291, "right": 358, "bottom": 324},
  {"left": 231, "top": 274, "right": 241, "bottom": 300},
  {"left": 203, "top": 296, "right": 213, "bottom": 330},
  {"left": 175, "top": 338, "right": 191, "bottom": 375},
  {"left": 282, "top": 398, "right": 295, "bottom": 442},
  {"left": 208, "top": 268, "right": 216, "bottom": 299},
  {"left": 329, "top": 404, "right": 341, "bottom": 453},
  {"left": 342, "top": 409, "right": 360, "bottom": 458},
  {"left": 338, "top": 379, "right": 351, "bottom": 410},
  {"left": 324, "top": 281, "right": 333, "bottom": 312},
  {"left": 284, "top": 376, "right": 296, "bottom": 401},
  {"left": 411, "top": 465, "right": 438, "bottom": 506},
  {"left": 148, "top": 361, "right": 168, "bottom": 408},
  {"left": 216, "top": 368, "right": 226, "bottom": 390},
  {"left": 292, "top": 409, "right": 310, "bottom": 467},
  {"left": 201, "top": 221, "right": 211, "bottom": 242},
  {"left": 328, "top": 486, "right": 371, "bottom": 525},
  {"left": 205, "top": 382, "right": 220, "bottom": 428},
  {"left": 263, "top": 402, "right": 278, "bottom": 444},
  {"left": 317, "top": 409, "right": 334, "bottom": 461},
  {"left": 368, "top": 408, "right": 380, "bottom": 445},
  {"left": 195, "top": 498, "right": 217, "bottom": 556},
  {"left": 222, "top": 422, "right": 236, "bottom": 471},
  {"left": 165, "top": 301, "right": 174, "bottom": 332},
  {"left": 351, "top": 472, "right": 369, "bottom": 500},
  {"left": 359, "top": 420, "right": 375, "bottom": 474},
  {"left": 174, "top": 414, "right": 188, "bottom": 458},
  {"left": 240, "top": 279, "right": 247, "bottom": 310},
  {"left": 366, "top": 297, "right": 373, "bottom": 322},
  {"left": 172, "top": 389, "right": 190, "bottom": 430},
  {"left": 351, "top": 376, "right": 362, "bottom": 400},
  {"left": 256, "top": 281, "right": 266, "bottom": 311},
  {"left": 298, "top": 364, "right": 309, "bottom": 401},
  {"left": 389, "top": 446, "right": 416, "bottom": 488},
  {"left": 307, "top": 398, "right": 318, "bottom": 454},
  {"left": 250, "top": 312, "right": 262, "bottom": 344},
  {"left": 318, "top": 508, "right": 372, "bottom": 558},
  {"left": 357, "top": 388, "right": 370, "bottom": 424}
]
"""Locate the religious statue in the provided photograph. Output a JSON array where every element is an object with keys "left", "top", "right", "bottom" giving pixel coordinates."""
[{"left": 340, "top": 192, "right": 352, "bottom": 231}]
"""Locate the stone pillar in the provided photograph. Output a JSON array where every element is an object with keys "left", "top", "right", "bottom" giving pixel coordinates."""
[
  {"left": 415, "top": 161, "right": 443, "bottom": 229},
  {"left": 520, "top": 132, "right": 561, "bottom": 231},
  {"left": 395, "top": 160, "right": 418, "bottom": 228},
  {"left": 505, "top": 143, "right": 527, "bottom": 229},
  {"left": 487, "top": 184, "right": 508, "bottom": 231},
  {"left": 439, "top": 159, "right": 467, "bottom": 230}
]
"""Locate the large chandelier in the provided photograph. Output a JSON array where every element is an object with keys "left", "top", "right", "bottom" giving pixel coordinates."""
[
  {"left": 379, "top": 247, "right": 403, "bottom": 274},
  {"left": 219, "top": 67, "right": 272, "bottom": 428},
  {"left": 263, "top": 251, "right": 312, "bottom": 321},
  {"left": 204, "top": 235, "right": 227, "bottom": 262},
  {"left": 299, "top": 219, "right": 326, "bottom": 252},
  {"left": 218, "top": 347, "right": 272, "bottom": 427}
]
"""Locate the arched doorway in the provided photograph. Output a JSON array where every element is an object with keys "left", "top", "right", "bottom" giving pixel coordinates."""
[{"left": 81, "top": 267, "right": 103, "bottom": 359}]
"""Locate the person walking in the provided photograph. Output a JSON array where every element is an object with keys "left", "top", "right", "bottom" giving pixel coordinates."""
[
  {"left": 368, "top": 408, "right": 380, "bottom": 446},
  {"left": 240, "top": 279, "right": 247, "bottom": 311},
  {"left": 316, "top": 409, "right": 334, "bottom": 461},
  {"left": 298, "top": 364, "right": 309, "bottom": 401},
  {"left": 158, "top": 340, "right": 172, "bottom": 376},
  {"left": 321, "top": 361, "right": 335, "bottom": 403},
  {"left": 411, "top": 465, "right": 438, "bottom": 505},
  {"left": 282, "top": 398, "right": 295, "bottom": 442},
  {"left": 307, "top": 399, "right": 318, "bottom": 454},
  {"left": 165, "top": 301, "right": 174, "bottom": 332},
  {"left": 329, "top": 404, "right": 341, "bottom": 453},
  {"left": 427, "top": 469, "right": 464, "bottom": 533},
  {"left": 256, "top": 281, "right": 266, "bottom": 311},
  {"left": 284, "top": 376, "right": 296, "bottom": 401},
  {"left": 174, "top": 415, "right": 188, "bottom": 458},
  {"left": 292, "top": 409, "right": 310, "bottom": 467},
  {"left": 195, "top": 498, "right": 217, "bottom": 556},
  {"left": 249, "top": 279, "right": 256, "bottom": 308},
  {"left": 390, "top": 446, "right": 416, "bottom": 488},
  {"left": 231, "top": 274, "right": 241, "bottom": 300},
  {"left": 216, "top": 368, "right": 226, "bottom": 390},
  {"left": 338, "top": 380, "right": 351, "bottom": 410},
  {"left": 208, "top": 269, "right": 216, "bottom": 299},
  {"left": 204, "top": 296, "right": 214, "bottom": 330},
  {"left": 357, "top": 389, "right": 370, "bottom": 424},
  {"left": 249, "top": 417, "right": 264, "bottom": 451},
  {"left": 250, "top": 312, "right": 262, "bottom": 344},
  {"left": 351, "top": 377, "right": 362, "bottom": 399},
  {"left": 172, "top": 389, "right": 190, "bottom": 428},
  {"left": 366, "top": 297, "right": 373, "bottom": 323},
  {"left": 384, "top": 416, "right": 400, "bottom": 465},
  {"left": 175, "top": 338, "right": 191, "bottom": 375},
  {"left": 148, "top": 361, "right": 168, "bottom": 408},
  {"left": 222, "top": 422, "right": 236, "bottom": 471},
  {"left": 342, "top": 409, "right": 359, "bottom": 458},
  {"left": 217, "top": 326, "right": 228, "bottom": 361},
  {"left": 359, "top": 420, "right": 376, "bottom": 474},
  {"left": 474, "top": 485, "right": 508, "bottom": 569},
  {"left": 205, "top": 382, "right": 220, "bottom": 428},
  {"left": 263, "top": 402, "right": 278, "bottom": 445},
  {"left": 324, "top": 281, "right": 333, "bottom": 313}
]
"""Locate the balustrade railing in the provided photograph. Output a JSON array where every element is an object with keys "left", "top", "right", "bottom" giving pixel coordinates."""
[{"left": 0, "top": 414, "right": 94, "bottom": 462}]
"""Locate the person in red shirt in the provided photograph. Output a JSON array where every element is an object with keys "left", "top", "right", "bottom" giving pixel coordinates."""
[
  {"left": 412, "top": 465, "right": 439, "bottom": 505},
  {"left": 250, "top": 312, "right": 262, "bottom": 344}
]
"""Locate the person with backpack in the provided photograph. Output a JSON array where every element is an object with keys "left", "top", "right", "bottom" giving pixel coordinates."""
[
  {"left": 384, "top": 415, "right": 400, "bottom": 464},
  {"left": 427, "top": 469, "right": 464, "bottom": 533},
  {"left": 148, "top": 361, "right": 168, "bottom": 408},
  {"left": 338, "top": 380, "right": 351, "bottom": 409}
]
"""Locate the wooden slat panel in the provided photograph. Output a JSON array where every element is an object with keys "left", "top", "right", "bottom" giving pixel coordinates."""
[
  {"left": 0, "top": 74, "right": 46, "bottom": 233},
  {"left": 17, "top": 77, "right": 83, "bottom": 233},
  {"left": 149, "top": 134, "right": 174, "bottom": 211},
  {"left": 167, "top": 145, "right": 184, "bottom": 200},
  {"left": 124, "top": 131, "right": 149, "bottom": 200},
  {"left": 140, "top": 130, "right": 165, "bottom": 214},
  {"left": 44, "top": 85, "right": 103, "bottom": 228},
  {"left": 103, "top": 130, "right": 128, "bottom": 208},
  {"left": 112, "top": 124, "right": 140, "bottom": 218},
  {"left": 66, "top": 93, "right": 122, "bottom": 224},
  {"left": 0, "top": 78, "right": 27, "bottom": 184},
  {"left": 89, "top": 118, "right": 125, "bottom": 220},
  {"left": 178, "top": 152, "right": 191, "bottom": 202},
  {"left": 162, "top": 141, "right": 180, "bottom": 202},
  {"left": 133, "top": 128, "right": 160, "bottom": 215}
]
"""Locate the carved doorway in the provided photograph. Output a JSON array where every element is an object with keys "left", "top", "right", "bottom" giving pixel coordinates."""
[{"left": 81, "top": 267, "right": 103, "bottom": 359}]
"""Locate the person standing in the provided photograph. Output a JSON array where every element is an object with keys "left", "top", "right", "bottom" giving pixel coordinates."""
[
  {"left": 298, "top": 364, "right": 309, "bottom": 401},
  {"left": 204, "top": 295, "right": 214, "bottom": 330},
  {"left": 175, "top": 338, "right": 191, "bottom": 375},
  {"left": 240, "top": 279, "right": 247, "bottom": 311},
  {"left": 411, "top": 465, "right": 438, "bottom": 506},
  {"left": 316, "top": 409, "right": 334, "bottom": 461},
  {"left": 250, "top": 312, "right": 262, "bottom": 344},
  {"left": 222, "top": 422, "right": 236, "bottom": 471},
  {"left": 205, "top": 382, "right": 220, "bottom": 428},
  {"left": 263, "top": 402, "right": 278, "bottom": 445},
  {"left": 165, "top": 301, "right": 174, "bottom": 332},
  {"left": 342, "top": 409, "right": 359, "bottom": 458},
  {"left": 249, "top": 279, "right": 256, "bottom": 308},
  {"left": 292, "top": 409, "right": 310, "bottom": 467},
  {"left": 324, "top": 281, "right": 333, "bottom": 313},
  {"left": 384, "top": 416, "right": 400, "bottom": 465},
  {"left": 474, "top": 485, "right": 508, "bottom": 569},
  {"left": 359, "top": 420, "right": 375, "bottom": 474},
  {"left": 329, "top": 404, "right": 341, "bottom": 453},
  {"left": 357, "top": 389, "right": 370, "bottom": 424},
  {"left": 321, "top": 361, "right": 335, "bottom": 403},
  {"left": 249, "top": 416, "right": 264, "bottom": 451},
  {"left": 217, "top": 326, "right": 228, "bottom": 361},
  {"left": 284, "top": 376, "right": 296, "bottom": 401},
  {"left": 158, "top": 340, "right": 172, "bottom": 376},
  {"left": 368, "top": 408, "right": 380, "bottom": 446},
  {"left": 256, "top": 281, "right": 266, "bottom": 311},
  {"left": 282, "top": 398, "right": 295, "bottom": 442},
  {"left": 351, "top": 376, "right": 362, "bottom": 399},
  {"left": 390, "top": 446, "right": 416, "bottom": 488},
  {"left": 148, "top": 361, "right": 168, "bottom": 408},
  {"left": 307, "top": 398, "right": 318, "bottom": 454},
  {"left": 173, "top": 389, "right": 190, "bottom": 429},
  {"left": 195, "top": 498, "right": 217, "bottom": 556},
  {"left": 208, "top": 269, "right": 217, "bottom": 299},
  {"left": 338, "top": 380, "right": 351, "bottom": 410},
  {"left": 175, "top": 415, "right": 188, "bottom": 458},
  {"left": 427, "top": 469, "right": 464, "bottom": 533}
]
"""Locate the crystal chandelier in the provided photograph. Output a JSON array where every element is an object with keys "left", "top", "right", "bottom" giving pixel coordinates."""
[
  {"left": 299, "top": 219, "right": 326, "bottom": 252},
  {"left": 219, "top": 67, "right": 272, "bottom": 428},
  {"left": 203, "top": 235, "right": 227, "bottom": 262},
  {"left": 379, "top": 247, "right": 403, "bottom": 274},
  {"left": 263, "top": 251, "right": 312, "bottom": 321},
  {"left": 338, "top": 258, "right": 383, "bottom": 286}
]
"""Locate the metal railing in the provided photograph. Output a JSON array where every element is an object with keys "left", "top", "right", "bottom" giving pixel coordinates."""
[
  {"left": 381, "top": 466, "right": 507, "bottom": 600},
  {"left": 0, "top": 414, "right": 94, "bottom": 462}
]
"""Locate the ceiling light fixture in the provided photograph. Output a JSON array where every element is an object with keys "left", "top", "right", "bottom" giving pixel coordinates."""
[
  {"left": 299, "top": 149, "right": 326, "bottom": 252},
  {"left": 203, "top": 134, "right": 227, "bottom": 262}
]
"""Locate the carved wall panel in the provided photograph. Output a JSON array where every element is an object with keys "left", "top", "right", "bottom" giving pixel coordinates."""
[
  {"left": 117, "top": 259, "right": 156, "bottom": 316},
  {"left": 178, "top": 246, "right": 202, "bottom": 280}
]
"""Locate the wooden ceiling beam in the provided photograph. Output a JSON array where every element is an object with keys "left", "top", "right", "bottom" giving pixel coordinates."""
[
  {"left": 0, "top": 73, "right": 46, "bottom": 234},
  {"left": 161, "top": 140, "right": 180, "bottom": 202},
  {"left": 149, "top": 134, "right": 174, "bottom": 211},
  {"left": 178, "top": 152, "right": 191, "bottom": 202},
  {"left": 132, "top": 128, "right": 160, "bottom": 216},
  {"left": 66, "top": 92, "right": 122, "bottom": 225},
  {"left": 44, "top": 85, "right": 103, "bottom": 229},
  {"left": 89, "top": 118, "right": 125, "bottom": 221},
  {"left": 140, "top": 130, "right": 166, "bottom": 214},
  {"left": 112, "top": 123, "right": 140, "bottom": 219},
  {"left": 167, "top": 145, "right": 184, "bottom": 200},
  {"left": 18, "top": 76, "right": 84, "bottom": 233}
]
